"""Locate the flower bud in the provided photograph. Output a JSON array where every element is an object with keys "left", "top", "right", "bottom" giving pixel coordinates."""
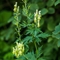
[
  {"left": 13, "top": 8, "right": 17, "bottom": 12},
  {"left": 14, "top": 2, "right": 17, "bottom": 7}
]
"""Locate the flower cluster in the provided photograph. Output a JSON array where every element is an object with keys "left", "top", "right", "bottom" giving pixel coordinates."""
[
  {"left": 13, "top": 42, "right": 24, "bottom": 58},
  {"left": 13, "top": 2, "right": 19, "bottom": 13},
  {"left": 34, "top": 9, "right": 41, "bottom": 27},
  {"left": 13, "top": 2, "right": 20, "bottom": 27}
]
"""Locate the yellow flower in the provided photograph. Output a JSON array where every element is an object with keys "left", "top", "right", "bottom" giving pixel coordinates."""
[
  {"left": 13, "top": 2, "right": 17, "bottom": 12},
  {"left": 14, "top": 2, "right": 17, "bottom": 7},
  {"left": 34, "top": 9, "right": 41, "bottom": 27},
  {"left": 13, "top": 42, "right": 24, "bottom": 58},
  {"left": 38, "top": 11, "right": 41, "bottom": 20},
  {"left": 34, "top": 13, "right": 36, "bottom": 23},
  {"left": 13, "top": 2, "right": 20, "bottom": 13}
]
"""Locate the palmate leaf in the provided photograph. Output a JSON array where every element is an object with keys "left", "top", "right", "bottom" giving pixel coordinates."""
[
  {"left": 35, "top": 36, "right": 41, "bottom": 44},
  {"left": 22, "top": 7, "right": 28, "bottom": 16},
  {"left": 25, "top": 52, "right": 36, "bottom": 60},
  {"left": 26, "top": 27, "right": 42, "bottom": 37},
  {"left": 16, "top": 56, "right": 26, "bottom": 60},
  {"left": 38, "top": 33, "right": 50, "bottom": 38},
  {"left": 52, "top": 34, "right": 60, "bottom": 39},
  {"left": 26, "top": 27, "right": 34, "bottom": 35},
  {"left": 23, "top": 36, "right": 33, "bottom": 44},
  {"left": 36, "top": 46, "right": 43, "bottom": 58}
]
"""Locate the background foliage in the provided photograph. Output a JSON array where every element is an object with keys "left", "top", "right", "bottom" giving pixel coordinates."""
[{"left": 0, "top": 0, "right": 60, "bottom": 60}]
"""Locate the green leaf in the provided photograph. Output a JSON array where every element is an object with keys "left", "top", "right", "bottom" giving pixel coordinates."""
[
  {"left": 43, "top": 43, "right": 53, "bottom": 56},
  {"left": 23, "top": 7, "right": 28, "bottom": 16},
  {"left": 17, "top": 56, "right": 26, "bottom": 60},
  {"left": 40, "top": 18, "right": 44, "bottom": 26},
  {"left": 55, "top": 0, "right": 60, "bottom": 6},
  {"left": 38, "top": 33, "right": 50, "bottom": 38},
  {"left": 12, "top": 15, "right": 21, "bottom": 26},
  {"left": 38, "top": 2, "right": 45, "bottom": 9},
  {"left": 38, "top": 58, "right": 46, "bottom": 60},
  {"left": 41, "top": 8, "right": 48, "bottom": 15},
  {"left": 0, "top": 41, "right": 9, "bottom": 52},
  {"left": 25, "top": 52, "right": 36, "bottom": 60},
  {"left": 47, "top": 0, "right": 55, "bottom": 7},
  {"left": 28, "top": 3, "right": 39, "bottom": 12},
  {"left": 52, "top": 34, "right": 60, "bottom": 39},
  {"left": 8, "top": 17, "right": 14, "bottom": 23},
  {"left": 0, "top": 11, "right": 12, "bottom": 27},
  {"left": 23, "top": 36, "right": 33, "bottom": 44},
  {"left": 0, "top": 27, "right": 14, "bottom": 41},
  {"left": 3, "top": 52, "right": 14, "bottom": 60},
  {"left": 53, "top": 23, "right": 60, "bottom": 34},
  {"left": 48, "top": 7, "right": 55, "bottom": 14},
  {"left": 47, "top": 17, "right": 55, "bottom": 31},
  {"left": 48, "top": 37, "right": 53, "bottom": 43},
  {"left": 57, "top": 40, "right": 60, "bottom": 47},
  {"left": 36, "top": 46, "right": 43, "bottom": 58},
  {"left": 35, "top": 36, "right": 41, "bottom": 44}
]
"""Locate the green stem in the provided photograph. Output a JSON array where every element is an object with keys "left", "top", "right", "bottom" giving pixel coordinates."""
[
  {"left": 17, "top": 27, "right": 21, "bottom": 41},
  {"left": 25, "top": 0, "right": 27, "bottom": 8},
  {"left": 23, "top": 55, "right": 29, "bottom": 60},
  {"left": 34, "top": 41, "right": 37, "bottom": 54},
  {"left": 34, "top": 25, "right": 38, "bottom": 54},
  {"left": 16, "top": 13, "right": 21, "bottom": 41}
]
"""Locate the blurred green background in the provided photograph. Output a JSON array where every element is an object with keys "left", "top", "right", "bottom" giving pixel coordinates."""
[
  {"left": 0, "top": 0, "right": 60, "bottom": 60},
  {"left": 0, "top": 0, "right": 18, "bottom": 60}
]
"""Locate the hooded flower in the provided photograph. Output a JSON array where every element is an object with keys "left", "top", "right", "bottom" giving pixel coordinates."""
[
  {"left": 13, "top": 42, "right": 24, "bottom": 58},
  {"left": 34, "top": 9, "right": 41, "bottom": 27}
]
